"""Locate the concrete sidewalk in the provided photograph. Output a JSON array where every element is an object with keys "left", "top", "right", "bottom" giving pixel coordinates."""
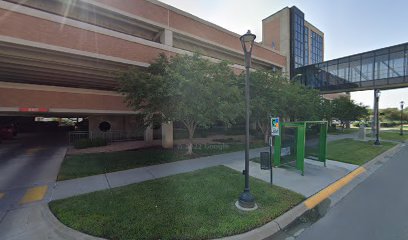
[
  {"left": 51, "top": 147, "right": 269, "bottom": 200},
  {"left": 225, "top": 159, "right": 358, "bottom": 197},
  {"left": 52, "top": 145, "right": 358, "bottom": 201},
  {"left": 51, "top": 132, "right": 365, "bottom": 201}
]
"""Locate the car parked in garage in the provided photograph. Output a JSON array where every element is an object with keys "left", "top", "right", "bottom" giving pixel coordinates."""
[{"left": 0, "top": 124, "right": 17, "bottom": 140}]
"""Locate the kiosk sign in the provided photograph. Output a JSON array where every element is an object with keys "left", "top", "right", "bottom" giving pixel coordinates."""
[{"left": 271, "top": 117, "right": 280, "bottom": 136}]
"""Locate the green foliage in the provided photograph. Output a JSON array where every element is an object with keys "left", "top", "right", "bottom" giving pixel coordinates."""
[
  {"left": 319, "top": 98, "right": 334, "bottom": 122},
  {"left": 331, "top": 96, "right": 369, "bottom": 126},
  {"left": 118, "top": 53, "right": 242, "bottom": 154},
  {"left": 380, "top": 108, "right": 408, "bottom": 122},
  {"left": 352, "top": 121, "right": 369, "bottom": 127},
  {"left": 50, "top": 166, "right": 304, "bottom": 240},
  {"left": 73, "top": 138, "right": 107, "bottom": 149},
  {"left": 281, "top": 81, "right": 321, "bottom": 121},
  {"left": 246, "top": 69, "right": 322, "bottom": 142},
  {"left": 245, "top": 70, "right": 284, "bottom": 142},
  {"left": 380, "top": 121, "right": 400, "bottom": 127}
]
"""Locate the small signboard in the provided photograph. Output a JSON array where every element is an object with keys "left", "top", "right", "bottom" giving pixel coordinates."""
[
  {"left": 271, "top": 117, "right": 280, "bottom": 136},
  {"left": 19, "top": 107, "right": 49, "bottom": 113},
  {"left": 281, "top": 146, "right": 291, "bottom": 156}
]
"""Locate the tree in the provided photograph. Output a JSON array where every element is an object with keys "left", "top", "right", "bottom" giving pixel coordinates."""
[
  {"left": 380, "top": 108, "right": 408, "bottom": 122},
  {"left": 118, "top": 53, "right": 243, "bottom": 154},
  {"left": 247, "top": 69, "right": 321, "bottom": 143},
  {"left": 331, "top": 96, "right": 369, "bottom": 128},
  {"left": 281, "top": 82, "right": 321, "bottom": 121},
  {"left": 248, "top": 70, "right": 286, "bottom": 143},
  {"left": 319, "top": 98, "right": 334, "bottom": 123}
]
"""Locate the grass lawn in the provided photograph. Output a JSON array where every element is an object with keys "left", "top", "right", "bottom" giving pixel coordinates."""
[
  {"left": 49, "top": 166, "right": 304, "bottom": 240},
  {"left": 366, "top": 131, "right": 408, "bottom": 142},
  {"left": 250, "top": 138, "right": 397, "bottom": 166},
  {"left": 326, "top": 139, "right": 396, "bottom": 165},
  {"left": 58, "top": 142, "right": 266, "bottom": 181}
]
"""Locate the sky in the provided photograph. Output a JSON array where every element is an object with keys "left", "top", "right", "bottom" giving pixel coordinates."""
[{"left": 159, "top": 0, "right": 408, "bottom": 109}]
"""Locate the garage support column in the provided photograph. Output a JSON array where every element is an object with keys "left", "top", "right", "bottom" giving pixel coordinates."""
[
  {"left": 144, "top": 125, "right": 153, "bottom": 143},
  {"left": 160, "top": 29, "right": 173, "bottom": 47},
  {"left": 161, "top": 121, "right": 173, "bottom": 149}
]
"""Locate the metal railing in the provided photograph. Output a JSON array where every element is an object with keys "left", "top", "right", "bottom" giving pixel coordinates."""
[
  {"left": 68, "top": 130, "right": 145, "bottom": 145},
  {"left": 68, "top": 131, "right": 89, "bottom": 145}
]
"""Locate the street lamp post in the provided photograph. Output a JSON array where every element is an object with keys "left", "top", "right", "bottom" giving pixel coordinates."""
[
  {"left": 238, "top": 30, "right": 256, "bottom": 209},
  {"left": 400, "top": 101, "right": 404, "bottom": 136},
  {"left": 374, "top": 89, "right": 381, "bottom": 145}
]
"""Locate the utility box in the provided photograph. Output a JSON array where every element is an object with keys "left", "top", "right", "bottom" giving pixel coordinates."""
[
  {"left": 260, "top": 152, "right": 271, "bottom": 170},
  {"left": 358, "top": 124, "right": 366, "bottom": 140}
]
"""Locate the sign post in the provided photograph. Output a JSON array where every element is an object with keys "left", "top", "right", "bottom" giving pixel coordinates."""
[{"left": 270, "top": 117, "right": 280, "bottom": 185}]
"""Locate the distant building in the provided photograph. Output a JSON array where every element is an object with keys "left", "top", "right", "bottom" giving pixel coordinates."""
[
  {"left": 0, "top": 1, "right": 327, "bottom": 146},
  {"left": 262, "top": 6, "right": 324, "bottom": 78}
]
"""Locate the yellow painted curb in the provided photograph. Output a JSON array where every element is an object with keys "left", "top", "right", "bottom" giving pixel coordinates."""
[
  {"left": 25, "top": 147, "right": 44, "bottom": 156},
  {"left": 304, "top": 167, "right": 366, "bottom": 209},
  {"left": 20, "top": 186, "right": 48, "bottom": 204},
  {"left": 0, "top": 192, "right": 4, "bottom": 199}
]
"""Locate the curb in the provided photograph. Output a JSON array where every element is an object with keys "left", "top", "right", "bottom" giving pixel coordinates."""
[
  {"left": 218, "top": 142, "right": 404, "bottom": 240},
  {"left": 43, "top": 204, "right": 105, "bottom": 240}
]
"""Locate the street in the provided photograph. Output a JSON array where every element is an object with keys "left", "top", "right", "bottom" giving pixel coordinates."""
[
  {"left": 297, "top": 144, "right": 408, "bottom": 240},
  {"left": 0, "top": 132, "right": 67, "bottom": 217}
]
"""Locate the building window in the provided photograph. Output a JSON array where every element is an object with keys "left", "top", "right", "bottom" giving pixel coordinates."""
[
  {"left": 290, "top": 7, "right": 305, "bottom": 73},
  {"left": 304, "top": 26, "right": 309, "bottom": 65},
  {"left": 361, "top": 57, "right": 374, "bottom": 81},
  {"left": 311, "top": 31, "right": 323, "bottom": 64},
  {"left": 374, "top": 54, "right": 389, "bottom": 79},
  {"left": 99, "top": 121, "right": 111, "bottom": 132},
  {"left": 388, "top": 51, "right": 404, "bottom": 77},
  {"left": 349, "top": 60, "right": 362, "bottom": 82}
]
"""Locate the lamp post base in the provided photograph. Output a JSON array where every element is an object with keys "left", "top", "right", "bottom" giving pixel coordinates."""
[
  {"left": 235, "top": 200, "right": 258, "bottom": 211},
  {"left": 374, "top": 140, "right": 381, "bottom": 145},
  {"left": 238, "top": 190, "right": 256, "bottom": 209}
]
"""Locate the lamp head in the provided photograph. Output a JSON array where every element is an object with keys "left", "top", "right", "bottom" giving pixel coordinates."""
[{"left": 240, "top": 30, "right": 256, "bottom": 54}]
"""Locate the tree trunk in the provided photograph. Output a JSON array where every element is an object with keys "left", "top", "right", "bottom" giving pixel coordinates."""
[
  {"left": 257, "top": 120, "right": 270, "bottom": 144},
  {"left": 264, "top": 131, "right": 269, "bottom": 144},
  {"left": 184, "top": 121, "right": 196, "bottom": 155}
]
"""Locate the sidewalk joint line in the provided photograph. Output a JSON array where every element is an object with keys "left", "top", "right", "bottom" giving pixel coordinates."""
[
  {"left": 146, "top": 169, "right": 156, "bottom": 179},
  {"left": 48, "top": 182, "right": 57, "bottom": 202},
  {"left": 273, "top": 220, "right": 282, "bottom": 230},
  {"left": 0, "top": 210, "right": 9, "bottom": 225},
  {"left": 104, "top": 174, "right": 112, "bottom": 189}
]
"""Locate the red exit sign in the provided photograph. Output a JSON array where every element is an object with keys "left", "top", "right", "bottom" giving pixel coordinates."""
[{"left": 19, "top": 107, "right": 49, "bottom": 112}]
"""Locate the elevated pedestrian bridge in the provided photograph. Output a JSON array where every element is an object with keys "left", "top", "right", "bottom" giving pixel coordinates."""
[{"left": 295, "top": 42, "right": 408, "bottom": 93}]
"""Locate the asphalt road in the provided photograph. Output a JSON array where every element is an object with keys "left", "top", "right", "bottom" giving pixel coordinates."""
[
  {"left": 297, "top": 143, "right": 408, "bottom": 240},
  {"left": 0, "top": 132, "right": 67, "bottom": 212}
]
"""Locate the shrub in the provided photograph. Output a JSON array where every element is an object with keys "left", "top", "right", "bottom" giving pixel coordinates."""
[
  {"left": 380, "top": 122, "right": 399, "bottom": 128},
  {"left": 74, "top": 138, "right": 108, "bottom": 149}
]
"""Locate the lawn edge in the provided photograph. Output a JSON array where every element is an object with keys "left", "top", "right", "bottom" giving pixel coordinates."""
[
  {"left": 42, "top": 204, "right": 105, "bottom": 240},
  {"left": 47, "top": 143, "right": 404, "bottom": 240},
  {"left": 216, "top": 142, "right": 404, "bottom": 240},
  {"left": 58, "top": 145, "right": 268, "bottom": 181}
]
